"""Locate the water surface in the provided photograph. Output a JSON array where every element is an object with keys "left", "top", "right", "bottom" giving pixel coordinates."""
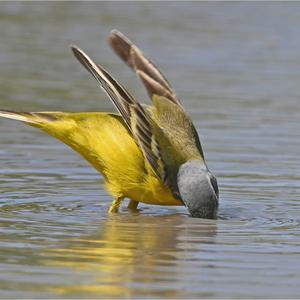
[{"left": 0, "top": 2, "right": 300, "bottom": 298}]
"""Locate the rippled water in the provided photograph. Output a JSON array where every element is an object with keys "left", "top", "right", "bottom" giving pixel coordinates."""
[{"left": 1, "top": 2, "right": 300, "bottom": 298}]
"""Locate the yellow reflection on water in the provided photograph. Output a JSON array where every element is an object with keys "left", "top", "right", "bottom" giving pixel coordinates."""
[{"left": 42, "top": 213, "right": 217, "bottom": 298}]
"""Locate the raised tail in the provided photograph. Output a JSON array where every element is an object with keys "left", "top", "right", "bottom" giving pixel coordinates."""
[
  {"left": 0, "top": 109, "right": 58, "bottom": 126},
  {"left": 0, "top": 110, "right": 143, "bottom": 178}
]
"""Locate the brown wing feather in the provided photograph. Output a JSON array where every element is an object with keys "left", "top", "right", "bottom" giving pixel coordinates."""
[
  {"left": 108, "top": 30, "right": 182, "bottom": 107},
  {"left": 72, "top": 46, "right": 133, "bottom": 129},
  {"left": 71, "top": 46, "right": 165, "bottom": 182}
]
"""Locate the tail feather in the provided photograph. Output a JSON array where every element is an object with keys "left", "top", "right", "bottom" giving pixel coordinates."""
[{"left": 0, "top": 110, "right": 59, "bottom": 125}]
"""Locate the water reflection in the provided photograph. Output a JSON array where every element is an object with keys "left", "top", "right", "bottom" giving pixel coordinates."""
[
  {"left": 42, "top": 214, "right": 217, "bottom": 298},
  {"left": 1, "top": 1, "right": 300, "bottom": 298}
]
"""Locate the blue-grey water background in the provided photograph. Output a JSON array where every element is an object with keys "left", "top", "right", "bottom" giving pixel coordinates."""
[{"left": 0, "top": 2, "right": 300, "bottom": 298}]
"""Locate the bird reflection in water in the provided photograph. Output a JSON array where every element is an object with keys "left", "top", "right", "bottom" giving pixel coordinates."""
[{"left": 41, "top": 213, "right": 217, "bottom": 298}]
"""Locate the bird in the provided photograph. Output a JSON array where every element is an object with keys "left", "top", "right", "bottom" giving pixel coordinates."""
[{"left": 0, "top": 30, "right": 219, "bottom": 218}]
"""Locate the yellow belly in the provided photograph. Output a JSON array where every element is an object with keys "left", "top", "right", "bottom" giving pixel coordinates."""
[
  {"left": 122, "top": 175, "right": 182, "bottom": 206},
  {"left": 39, "top": 112, "right": 182, "bottom": 206}
]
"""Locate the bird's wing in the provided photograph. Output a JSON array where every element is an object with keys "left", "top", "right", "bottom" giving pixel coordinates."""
[
  {"left": 148, "top": 95, "right": 205, "bottom": 192},
  {"left": 108, "top": 31, "right": 206, "bottom": 168},
  {"left": 71, "top": 46, "right": 168, "bottom": 185},
  {"left": 109, "top": 30, "right": 182, "bottom": 108}
]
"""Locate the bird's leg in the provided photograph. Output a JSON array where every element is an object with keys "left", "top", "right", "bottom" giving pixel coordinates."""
[
  {"left": 108, "top": 196, "right": 124, "bottom": 213},
  {"left": 128, "top": 199, "right": 139, "bottom": 211}
]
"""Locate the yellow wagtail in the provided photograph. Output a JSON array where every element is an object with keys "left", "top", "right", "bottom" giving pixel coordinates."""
[{"left": 0, "top": 30, "right": 219, "bottom": 218}]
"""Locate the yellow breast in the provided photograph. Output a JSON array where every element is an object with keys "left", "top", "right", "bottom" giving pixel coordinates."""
[
  {"left": 123, "top": 174, "right": 182, "bottom": 206},
  {"left": 40, "top": 112, "right": 182, "bottom": 206}
]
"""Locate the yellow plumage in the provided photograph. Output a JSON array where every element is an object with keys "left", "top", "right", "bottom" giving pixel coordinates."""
[
  {"left": 45, "top": 112, "right": 181, "bottom": 207},
  {"left": 0, "top": 30, "right": 208, "bottom": 213},
  {"left": 0, "top": 111, "right": 181, "bottom": 208}
]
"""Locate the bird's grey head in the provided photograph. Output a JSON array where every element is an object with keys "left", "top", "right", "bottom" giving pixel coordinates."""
[{"left": 177, "top": 160, "right": 219, "bottom": 219}]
